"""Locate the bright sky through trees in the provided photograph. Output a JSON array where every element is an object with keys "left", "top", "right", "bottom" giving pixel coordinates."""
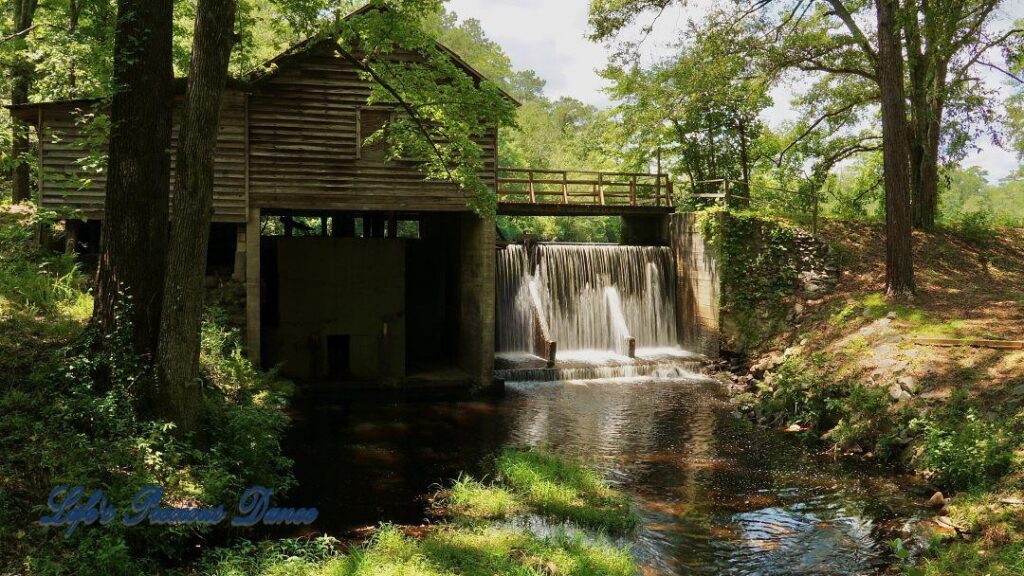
[{"left": 447, "top": 0, "right": 1024, "bottom": 181}]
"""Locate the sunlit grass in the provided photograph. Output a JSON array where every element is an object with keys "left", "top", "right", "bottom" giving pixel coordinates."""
[
  {"left": 197, "top": 525, "right": 636, "bottom": 576},
  {"left": 446, "top": 475, "right": 524, "bottom": 519},
  {"left": 443, "top": 449, "right": 638, "bottom": 535},
  {"left": 494, "top": 449, "right": 639, "bottom": 534}
]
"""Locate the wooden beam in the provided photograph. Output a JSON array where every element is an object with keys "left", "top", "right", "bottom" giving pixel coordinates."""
[{"left": 245, "top": 207, "right": 261, "bottom": 365}]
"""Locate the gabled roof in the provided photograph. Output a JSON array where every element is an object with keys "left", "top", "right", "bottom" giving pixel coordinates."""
[
  {"left": 6, "top": 2, "right": 519, "bottom": 122},
  {"left": 245, "top": 3, "right": 519, "bottom": 105}
]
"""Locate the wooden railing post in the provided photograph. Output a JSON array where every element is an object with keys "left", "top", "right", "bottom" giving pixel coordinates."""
[{"left": 494, "top": 167, "right": 676, "bottom": 211}]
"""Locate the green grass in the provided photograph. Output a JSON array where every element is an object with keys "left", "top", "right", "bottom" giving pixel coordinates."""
[
  {"left": 197, "top": 524, "right": 637, "bottom": 576},
  {"left": 913, "top": 541, "right": 1024, "bottom": 576},
  {"left": 195, "top": 450, "right": 641, "bottom": 575},
  {"left": 446, "top": 476, "right": 524, "bottom": 519},
  {"left": 444, "top": 449, "right": 639, "bottom": 535}
]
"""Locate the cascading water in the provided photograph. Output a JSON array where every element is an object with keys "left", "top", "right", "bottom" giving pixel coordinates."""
[{"left": 497, "top": 243, "right": 684, "bottom": 368}]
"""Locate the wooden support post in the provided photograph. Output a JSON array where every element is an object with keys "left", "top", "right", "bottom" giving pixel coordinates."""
[
  {"left": 528, "top": 170, "right": 536, "bottom": 203},
  {"left": 245, "top": 208, "right": 261, "bottom": 365},
  {"left": 597, "top": 173, "right": 605, "bottom": 205},
  {"left": 65, "top": 219, "right": 80, "bottom": 255},
  {"left": 320, "top": 216, "right": 328, "bottom": 236},
  {"left": 388, "top": 212, "right": 397, "bottom": 238},
  {"left": 232, "top": 225, "right": 246, "bottom": 282},
  {"left": 630, "top": 175, "right": 637, "bottom": 206},
  {"left": 655, "top": 148, "right": 662, "bottom": 206},
  {"left": 545, "top": 341, "right": 557, "bottom": 368},
  {"left": 561, "top": 171, "right": 569, "bottom": 204}
]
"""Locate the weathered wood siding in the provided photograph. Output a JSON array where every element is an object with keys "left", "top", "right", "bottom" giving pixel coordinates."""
[
  {"left": 33, "top": 43, "right": 498, "bottom": 218},
  {"left": 38, "top": 91, "right": 248, "bottom": 222},
  {"left": 247, "top": 45, "right": 496, "bottom": 212}
]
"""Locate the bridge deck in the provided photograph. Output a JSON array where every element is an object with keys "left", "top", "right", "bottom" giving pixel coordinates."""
[{"left": 496, "top": 168, "right": 674, "bottom": 216}]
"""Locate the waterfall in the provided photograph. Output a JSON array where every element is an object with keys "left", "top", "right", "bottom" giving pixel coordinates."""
[{"left": 496, "top": 244, "right": 679, "bottom": 356}]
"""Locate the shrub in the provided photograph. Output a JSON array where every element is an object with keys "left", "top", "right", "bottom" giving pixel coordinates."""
[
  {"left": 912, "top": 393, "right": 1013, "bottom": 492},
  {"left": 951, "top": 210, "right": 997, "bottom": 245},
  {"left": 756, "top": 356, "right": 912, "bottom": 458},
  {"left": 1, "top": 308, "right": 295, "bottom": 574}
]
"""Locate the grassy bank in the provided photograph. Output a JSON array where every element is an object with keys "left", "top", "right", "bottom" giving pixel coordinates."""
[
  {"left": 443, "top": 448, "right": 639, "bottom": 535},
  {"left": 194, "top": 449, "right": 639, "bottom": 576},
  {"left": 730, "top": 218, "right": 1024, "bottom": 574},
  {"left": 0, "top": 207, "right": 289, "bottom": 575}
]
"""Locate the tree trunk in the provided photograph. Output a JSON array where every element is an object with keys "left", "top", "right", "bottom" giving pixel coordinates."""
[
  {"left": 92, "top": 0, "right": 174, "bottom": 385},
  {"left": 918, "top": 73, "right": 946, "bottom": 231},
  {"left": 876, "top": 0, "right": 916, "bottom": 298},
  {"left": 903, "top": 0, "right": 926, "bottom": 228},
  {"left": 156, "top": 0, "right": 238, "bottom": 433},
  {"left": 10, "top": 0, "right": 38, "bottom": 205}
]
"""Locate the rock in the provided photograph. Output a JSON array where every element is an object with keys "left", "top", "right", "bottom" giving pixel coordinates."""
[
  {"left": 927, "top": 491, "right": 947, "bottom": 509},
  {"left": 794, "top": 302, "right": 805, "bottom": 316},
  {"left": 785, "top": 423, "right": 804, "bottom": 433},
  {"left": 889, "top": 383, "right": 912, "bottom": 402},
  {"left": 799, "top": 338, "right": 809, "bottom": 346},
  {"left": 898, "top": 376, "right": 918, "bottom": 394},
  {"left": 934, "top": 516, "right": 959, "bottom": 532},
  {"left": 886, "top": 311, "right": 898, "bottom": 319},
  {"left": 749, "top": 361, "right": 767, "bottom": 379}
]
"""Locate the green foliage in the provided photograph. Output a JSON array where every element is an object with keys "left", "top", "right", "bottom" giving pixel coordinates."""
[
  {"left": 2, "top": 308, "right": 295, "bottom": 574},
  {"left": 332, "top": 1, "right": 518, "bottom": 217},
  {"left": 912, "top": 392, "right": 1014, "bottom": 492},
  {"left": 949, "top": 210, "right": 998, "bottom": 245},
  {"left": 913, "top": 541, "right": 1024, "bottom": 576},
  {"left": 0, "top": 210, "right": 294, "bottom": 573},
  {"left": 700, "top": 209, "right": 805, "bottom": 351},
  {"left": 755, "top": 356, "right": 912, "bottom": 459}
]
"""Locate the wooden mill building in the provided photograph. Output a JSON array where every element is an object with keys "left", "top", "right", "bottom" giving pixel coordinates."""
[{"left": 8, "top": 13, "right": 678, "bottom": 390}]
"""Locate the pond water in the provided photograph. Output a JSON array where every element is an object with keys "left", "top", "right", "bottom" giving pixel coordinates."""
[{"left": 285, "top": 375, "right": 923, "bottom": 575}]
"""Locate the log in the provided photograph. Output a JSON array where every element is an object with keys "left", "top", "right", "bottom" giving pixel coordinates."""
[{"left": 913, "top": 338, "right": 1024, "bottom": 350}]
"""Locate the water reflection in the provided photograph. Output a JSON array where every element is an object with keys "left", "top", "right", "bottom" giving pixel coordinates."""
[{"left": 286, "top": 376, "right": 918, "bottom": 575}]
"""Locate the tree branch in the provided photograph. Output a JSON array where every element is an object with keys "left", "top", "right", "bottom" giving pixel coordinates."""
[
  {"left": 777, "top": 100, "right": 864, "bottom": 165},
  {"left": 0, "top": 24, "right": 37, "bottom": 44},
  {"left": 334, "top": 44, "right": 457, "bottom": 184},
  {"left": 978, "top": 60, "right": 1024, "bottom": 84},
  {"left": 824, "top": 0, "right": 877, "bottom": 62}
]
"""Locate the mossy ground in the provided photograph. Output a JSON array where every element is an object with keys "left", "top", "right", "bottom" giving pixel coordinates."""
[{"left": 733, "top": 218, "right": 1024, "bottom": 574}]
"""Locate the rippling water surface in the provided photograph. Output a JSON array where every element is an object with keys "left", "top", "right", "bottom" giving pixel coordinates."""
[{"left": 286, "top": 376, "right": 920, "bottom": 575}]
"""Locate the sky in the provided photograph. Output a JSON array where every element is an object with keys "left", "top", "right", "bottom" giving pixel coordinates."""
[{"left": 445, "top": 0, "right": 1024, "bottom": 181}]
